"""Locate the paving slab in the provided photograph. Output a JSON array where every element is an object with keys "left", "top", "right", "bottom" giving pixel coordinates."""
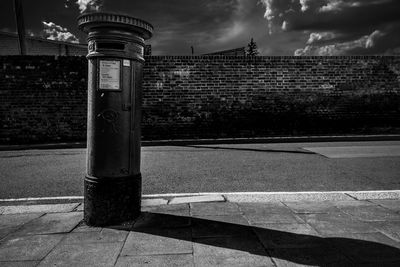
[
  {"left": 0, "top": 213, "right": 44, "bottom": 240},
  {"left": 12, "top": 212, "right": 83, "bottom": 236},
  {"left": 121, "top": 228, "right": 192, "bottom": 256},
  {"left": 38, "top": 241, "right": 123, "bottom": 267},
  {"left": 61, "top": 228, "right": 128, "bottom": 244},
  {"left": 370, "top": 199, "right": 400, "bottom": 212},
  {"left": 327, "top": 232, "right": 400, "bottom": 247},
  {"left": 238, "top": 202, "right": 305, "bottom": 225},
  {"left": 1, "top": 192, "right": 400, "bottom": 265},
  {"left": 0, "top": 234, "right": 64, "bottom": 261},
  {"left": 302, "top": 212, "right": 378, "bottom": 235},
  {"left": 245, "top": 212, "right": 304, "bottom": 225},
  {"left": 0, "top": 227, "right": 20, "bottom": 241},
  {"left": 369, "top": 221, "right": 400, "bottom": 242},
  {"left": 190, "top": 202, "right": 241, "bottom": 216},
  {"left": 115, "top": 254, "right": 194, "bottom": 267},
  {"left": 141, "top": 198, "right": 168, "bottom": 207},
  {"left": 253, "top": 223, "right": 323, "bottom": 249},
  {"left": 327, "top": 232, "right": 400, "bottom": 263},
  {"left": 107, "top": 221, "right": 136, "bottom": 231},
  {"left": 194, "top": 249, "right": 274, "bottom": 266},
  {"left": 0, "top": 261, "right": 40, "bottom": 267},
  {"left": 133, "top": 212, "right": 191, "bottom": 229},
  {"left": 0, "top": 203, "right": 80, "bottom": 214},
  {"left": 283, "top": 201, "right": 341, "bottom": 214},
  {"left": 252, "top": 223, "right": 321, "bottom": 236},
  {"left": 191, "top": 215, "right": 251, "bottom": 238},
  {"left": 238, "top": 202, "right": 294, "bottom": 215},
  {"left": 71, "top": 221, "right": 102, "bottom": 233},
  {"left": 268, "top": 247, "right": 352, "bottom": 266},
  {"left": 338, "top": 205, "right": 400, "bottom": 221},
  {"left": 333, "top": 200, "right": 376, "bottom": 207},
  {"left": 141, "top": 203, "right": 189, "bottom": 216},
  {"left": 169, "top": 195, "right": 224, "bottom": 205},
  {"left": 193, "top": 236, "right": 274, "bottom": 267}
]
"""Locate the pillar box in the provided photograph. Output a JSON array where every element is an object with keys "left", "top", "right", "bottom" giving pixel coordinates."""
[{"left": 78, "top": 12, "right": 153, "bottom": 226}]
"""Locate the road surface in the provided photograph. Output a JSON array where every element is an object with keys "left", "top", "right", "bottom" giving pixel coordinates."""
[{"left": 0, "top": 141, "right": 399, "bottom": 198}]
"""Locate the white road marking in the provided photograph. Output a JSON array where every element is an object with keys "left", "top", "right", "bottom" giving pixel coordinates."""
[
  {"left": 1, "top": 190, "right": 399, "bottom": 202},
  {"left": 0, "top": 196, "right": 84, "bottom": 202}
]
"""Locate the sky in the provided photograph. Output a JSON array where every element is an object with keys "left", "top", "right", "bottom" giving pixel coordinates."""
[{"left": 1, "top": 0, "right": 400, "bottom": 56}]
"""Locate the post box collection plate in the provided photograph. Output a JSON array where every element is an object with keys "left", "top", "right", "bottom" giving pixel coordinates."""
[{"left": 99, "top": 60, "right": 121, "bottom": 90}]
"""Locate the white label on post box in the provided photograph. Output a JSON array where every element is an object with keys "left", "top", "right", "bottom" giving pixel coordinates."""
[
  {"left": 99, "top": 60, "right": 120, "bottom": 90},
  {"left": 123, "top": 59, "right": 130, "bottom": 67}
]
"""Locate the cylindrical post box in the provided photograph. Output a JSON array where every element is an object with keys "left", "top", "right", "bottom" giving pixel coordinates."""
[{"left": 78, "top": 13, "right": 153, "bottom": 226}]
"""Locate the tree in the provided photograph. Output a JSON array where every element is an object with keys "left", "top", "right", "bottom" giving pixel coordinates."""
[{"left": 247, "top": 38, "right": 259, "bottom": 56}]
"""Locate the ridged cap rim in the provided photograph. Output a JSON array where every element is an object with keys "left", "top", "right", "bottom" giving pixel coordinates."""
[{"left": 78, "top": 12, "right": 153, "bottom": 39}]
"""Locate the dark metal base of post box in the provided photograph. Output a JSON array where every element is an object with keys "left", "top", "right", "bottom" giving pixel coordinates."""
[{"left": 84, "top": 174, "right": 142, "bottom": 226}]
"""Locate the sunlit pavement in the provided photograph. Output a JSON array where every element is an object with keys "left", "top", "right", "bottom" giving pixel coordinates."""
[{"left": 0, "top": 195, "right": 400, "bottom": 266}]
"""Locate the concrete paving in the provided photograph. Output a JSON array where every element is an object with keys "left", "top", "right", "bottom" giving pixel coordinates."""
[
  {"left": 1, "top": 141, "right": 400, "bottom": 198},
  {"left": 169, "top": 195, "right": 225, "bottom": 205},
  {"left": 0, "top": 196, "right": 400, "bottom": 266},
  {"left": 0, "top": 203, "right": 79, "bottom": 215}
]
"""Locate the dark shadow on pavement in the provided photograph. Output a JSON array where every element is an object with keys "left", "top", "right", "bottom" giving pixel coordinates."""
[
  {"left": 107, "top": 212, "right": 400, "bottom": 266},
  {"left": 183, "top": 145, "right": 316, "bottom": 155}
]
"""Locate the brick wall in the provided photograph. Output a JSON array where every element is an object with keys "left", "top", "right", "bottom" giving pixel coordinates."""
[
  {"left": 142, "top": 56, "right": 400, "bottom": 139},
  {"left": 0, "top": 56, "right": 87, "bottom": 144},
  {"left": 1, "top": 55, "right": 399, "bottom": 144}
]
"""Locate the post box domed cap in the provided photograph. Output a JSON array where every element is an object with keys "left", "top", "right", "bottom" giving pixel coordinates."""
[{"left": 78, "top": 12, "right": 153, "bottom": 39}]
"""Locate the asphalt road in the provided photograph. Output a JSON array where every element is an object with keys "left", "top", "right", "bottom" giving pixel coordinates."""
[{"left": 0, "top": 141, "right": 399, "bottom": 199}]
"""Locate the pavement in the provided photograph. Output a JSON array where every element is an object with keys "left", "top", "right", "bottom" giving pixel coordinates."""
[
  {"left": 1, "top": 193, "right": 400, "bottom": 266},
  {"left": 1, "top": 138, "right": 399, "bottom": 265},
  {"left": 1, "top": 140, "right": 400, "bottom": 198}
]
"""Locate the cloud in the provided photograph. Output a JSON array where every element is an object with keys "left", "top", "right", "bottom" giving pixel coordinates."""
[
  {"left": 295, "top": 29, "right": 384, "bottom": 55},
  {"left": 215, "top": 22, "right": 246, "bottom": 43},
  {"left": 319, "top": 0, "right": 361, "bottom": 13},
  {"left": 206, "top": 0, "right": 238, "bottom": 11},
  {"left": 259, "top": 0, "right": 400, "bottom": 55},
  {"left": 300, "top": 0, "right": 313, "bottom": 11},
  {"left": 365, "top": 30, "right": 385, "bottom": 48},
  {"left": 118, "top": 0, "right": 265, "bottom": 55},
  {"left": 41, "top": 21, "right": 79, "bottom": 43},
  {"left": 75, "top": 0, "right": 102, "bottom": 13},
  {"left": 214, "top": 0, "right": 257, "bottom": 43},
  {"left": 307, "top": 32, "right": 336, "bottom": 44},
  {"left": 281, "top": 21, "right": 289, "bottom": 31}
]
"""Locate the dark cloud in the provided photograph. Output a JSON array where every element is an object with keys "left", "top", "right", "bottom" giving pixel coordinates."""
[
  {"left": 100, "top": 0, "right": 267, "bottom": 55},
  {"left": 0, "top": 0, "right": 269, "bottom": 55},
  {"left": 0, "top": 0, "right": 399, "bottom": 55},
  {"left": 260, "top": 0, "right": 400, "bottom": 55},
  {"left": 0, "top": 0, "right": 82, "bottom": 40},
  {"left": 288, "top": 1, "right": 400, "bottom": 33}
]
